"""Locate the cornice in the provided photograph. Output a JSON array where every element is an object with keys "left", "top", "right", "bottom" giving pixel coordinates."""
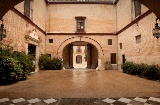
[
  {"left": 45, "top": 0, "right": 116, "bottom": 5},
  {"left": 46, "top": 33, "right": 117, "bottom": 35}
]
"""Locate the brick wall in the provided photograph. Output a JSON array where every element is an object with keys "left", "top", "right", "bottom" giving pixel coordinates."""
[
  {"left": 117, "top": 0, "right": 149, "bottom": 31},
  {"left": 45, "top": 35, "right": 118, "bottom": 69},
  {"left": 15, "top": 0, "right": 46, "bottom": 31},
  {"left": 2, "top": 0, "right": 159, "bottom": 70},
  {"left": 3, "top": 10, "right": 45, "bottom": 53},
  {"left": 46, "top": 4, "right": 116, "bottom": 33},
  {"left": 117, "top": 0, "right": 160, "bottom": 69},
  {"left": 117, "top": 0, "right": 132, "bottom": 31}
]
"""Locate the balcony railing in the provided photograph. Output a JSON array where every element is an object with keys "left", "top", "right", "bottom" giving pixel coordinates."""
[{"left": 47, "top": 0, "right": 117, "bottom": 4}]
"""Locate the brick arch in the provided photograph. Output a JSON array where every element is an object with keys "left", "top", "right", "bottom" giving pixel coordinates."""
[
  {"left": 0, "top": 0, "right": 160, "bottom": 19},
  {"left": 56, "top": 36, "right": 104, "bottom": 58}
]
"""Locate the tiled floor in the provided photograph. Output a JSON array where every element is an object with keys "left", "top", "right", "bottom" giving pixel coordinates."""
[{"left": 0, "top": 97, "right": 160, "bottom": 105}]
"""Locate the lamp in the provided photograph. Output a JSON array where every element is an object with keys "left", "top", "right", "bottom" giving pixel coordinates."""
[
  {"left": 0, "top": 19, "right": 6, "bottom": 41},
  {"left": 153, "top": 18, "right": 160, "bottom": 39}
]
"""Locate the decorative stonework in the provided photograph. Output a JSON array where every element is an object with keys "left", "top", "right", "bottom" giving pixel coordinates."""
[{"left": 25, "top": 28, "right": 42, "bottom": 43}]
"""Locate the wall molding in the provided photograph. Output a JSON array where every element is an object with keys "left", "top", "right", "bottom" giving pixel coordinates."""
[
  {"left": 45, "top": 0, "right": 119, "bottom": 5},
  {"left": 47, "top": 32, "right": 117, "bottom": 35}
]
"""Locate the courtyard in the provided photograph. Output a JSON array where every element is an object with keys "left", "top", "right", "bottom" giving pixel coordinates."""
[
  {"left": 0, "top": 70, "right": 160, "bottom": 105},
  {"left": 0, "top": 0, "right": 160, "bottom": 104}
]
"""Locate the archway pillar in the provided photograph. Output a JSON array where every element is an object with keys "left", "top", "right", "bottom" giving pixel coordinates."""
[
  {"left": 86, "top": 44, "right": 91, "bottom": 69},
  {"left": 69, "top": 44, "right": 74, "bottom": 69},
  {"left": 97, "top": 57, "right": 105, "bottom": 70},
  {"left": 98, "top": 59, "right": 102, "bottom": 70}
]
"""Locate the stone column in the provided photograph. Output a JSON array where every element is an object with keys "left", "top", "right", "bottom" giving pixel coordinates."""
[
  {"left": 69, "top": 44, "right": 74, "bottom": 69},
  {"left": 87, "top": 44, "right": 91, "bottom": 69}
]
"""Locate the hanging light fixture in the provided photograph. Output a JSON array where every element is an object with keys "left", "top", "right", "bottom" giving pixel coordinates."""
[
  {"left": 0, "top": 19, "right": 6, "bottom": 41},
  {"left": 153, "top": 18, "right": 160, "bottom": 39}
]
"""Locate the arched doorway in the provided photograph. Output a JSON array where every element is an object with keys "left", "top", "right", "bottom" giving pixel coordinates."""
[{"left": 63, "top": 41, "right": 98, "bottom": 69}]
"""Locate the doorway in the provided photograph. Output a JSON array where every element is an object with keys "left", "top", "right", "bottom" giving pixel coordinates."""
[
  {"left": 28, "top": 44, "right": 36, "bottom": 72},
  {"left": 122, "top": 54, "right": 126, "bottom": 64},
  {"left": 76, "top": 55, "right": 82, "bottom": 63},
  {"left": 63, "top": 41, "right": 98, "bottom": 69}
]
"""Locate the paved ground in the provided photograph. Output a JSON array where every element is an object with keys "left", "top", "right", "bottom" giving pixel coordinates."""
[
  {"left": 73, "top": 62, "right": 87, "bottom": 69},
  {"left": 0, "top": 70, "right": 160, "bottom": 105}
]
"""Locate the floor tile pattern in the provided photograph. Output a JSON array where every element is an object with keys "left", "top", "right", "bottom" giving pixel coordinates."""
[{"left": 0, "top": 97, "right": 159, "bottom": 105}]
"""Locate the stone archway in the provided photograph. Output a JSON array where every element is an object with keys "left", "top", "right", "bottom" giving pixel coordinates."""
[
  {"left": 63, "top": 42, "right": 98, "bottom": 69},
  {"left": 57, "top": 36, "right": 104, "bottom": 58},
  {"left": 60, "top": 36, "right": 102, "bottom": 69}
]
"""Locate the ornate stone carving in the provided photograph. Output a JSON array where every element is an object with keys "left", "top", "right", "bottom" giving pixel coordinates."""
[{"left": 25, "top": 28, "right": 42, "bottom": 43}]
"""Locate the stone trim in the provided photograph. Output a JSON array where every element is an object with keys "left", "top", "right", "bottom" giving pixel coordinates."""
[
  {"left": 56, "top": 36, "right": 104, "bottom": 58},
  {"left": 47, "top": 33, "right": 117, "bottom": 35},
  {"left": 25, "top": 35, "right": 42, "bottom": 43},
  {"left": 45, "top": 0, "right": 119, "bottom": 5}
]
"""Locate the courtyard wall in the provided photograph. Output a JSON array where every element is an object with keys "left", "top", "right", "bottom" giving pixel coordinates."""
[
  {"left": 1, "top": 0, "right": 159, "bottom": 71},
  {"left": 2, "top": 9, "right": 45, "bottom": 54},
  {"left": 45, "top": 35, "right": 118, "bottom": 69},
  {"left": 15, "top": 0, "right": 46, "bottom": 31},
  {"left": 46, "top": 4, "right": 116, "bottom": 33},
  {"left": 116, "top": 0, "right": 160, "bottom": 69}
]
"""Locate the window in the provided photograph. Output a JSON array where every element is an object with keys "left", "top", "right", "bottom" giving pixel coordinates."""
[
  {"left": 132, "top": 0, "right": 141, "bottom": 18},
  {"left": 75, "top": 16, "right": 86, "bottom": 33},
  {"left": 135, "top": 35, "right": 141, "bottom": 44},
  {"left": 111, "top": 53, "right": 116, "bottom": 64},
  {"left": 119, "top": 43, "right": 122, "bottom": 49},
  {"left": 49, "top": 39, "right": 53, "bottom": 43},
  {"left": 24, "top": 0, "right": 33, "bottom": 19},
  {"left": 108, "top": 39, "right": 112, "bottom": 45}
]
